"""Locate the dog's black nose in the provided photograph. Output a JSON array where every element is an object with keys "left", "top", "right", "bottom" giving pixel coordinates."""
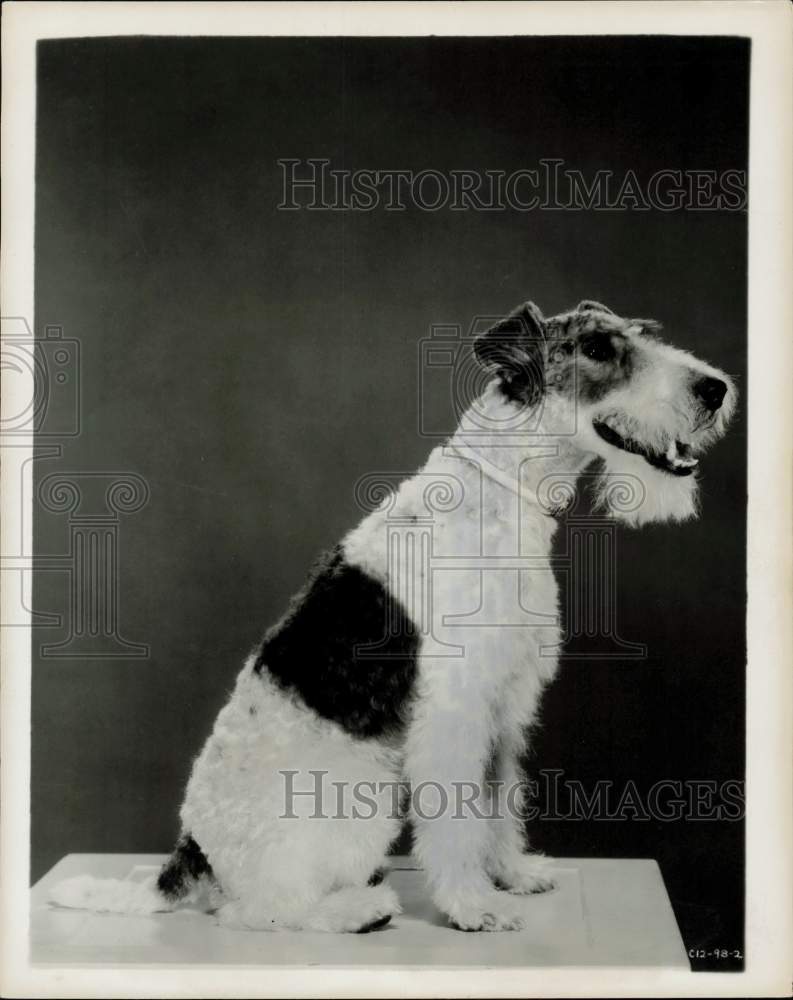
[{"left": 694, "top": 376, "right": 728, "bottom": 411}]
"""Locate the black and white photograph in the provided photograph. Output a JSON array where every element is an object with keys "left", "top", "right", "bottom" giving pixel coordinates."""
[{"left": 1, "top": 2, "right": 791, "bottom": 997}]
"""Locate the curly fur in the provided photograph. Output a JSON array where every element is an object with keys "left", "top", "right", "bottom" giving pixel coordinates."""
[{"left": 49, "top": 297, "right": 735, "bottom": 933}]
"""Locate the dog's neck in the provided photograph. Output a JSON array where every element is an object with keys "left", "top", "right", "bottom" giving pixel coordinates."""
[{"left": 444, "top": 383, "right": 594, "bottom": 516}]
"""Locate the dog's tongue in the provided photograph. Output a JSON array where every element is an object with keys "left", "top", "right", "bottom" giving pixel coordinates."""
[{"left": 665, "top": 440, "right": 698, "bottom": 470}]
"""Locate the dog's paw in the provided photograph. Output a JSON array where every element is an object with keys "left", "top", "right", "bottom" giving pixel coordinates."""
[
  {"left": 493, "top": 854, "right": 557, "bottom": 895},
  {"left": 442, "top": 891, "right": 528, "bottom": 932},
  {"left": 449, "top": 910, "right": 525, "bottom": 932}
]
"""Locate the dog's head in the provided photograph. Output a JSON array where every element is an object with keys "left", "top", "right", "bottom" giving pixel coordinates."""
[{"left": 474, "top": 299, "right": 737, "bottom": 525}]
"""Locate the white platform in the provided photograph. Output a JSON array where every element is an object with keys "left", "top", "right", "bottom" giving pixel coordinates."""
[{"left": 31, "top": 855, "right": 688, "bottom": 967}]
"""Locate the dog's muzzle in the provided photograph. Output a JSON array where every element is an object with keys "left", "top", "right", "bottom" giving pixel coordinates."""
[{"left": 592, "top": 420, "right": 699, "bottom": 477}]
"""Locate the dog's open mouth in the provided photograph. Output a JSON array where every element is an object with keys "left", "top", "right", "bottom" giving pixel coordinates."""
[{"left": 593, "top": 420, "right": 698, "bottom": 477}]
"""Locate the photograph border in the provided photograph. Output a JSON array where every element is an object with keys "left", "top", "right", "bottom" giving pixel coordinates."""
[{"left": 2, "top": 2, "right": 791, "bottom": 997}]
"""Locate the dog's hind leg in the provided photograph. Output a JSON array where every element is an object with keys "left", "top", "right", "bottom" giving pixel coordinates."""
[
  {"left": 211, "top": 791, "right": 404, "bottom": 933},
  {"left": 298, "top": 883, "right": 401, "bottom": 933},
  {"left": 212, "top": 811, "right": 402, "bottom": 933},
  {"left": 216, "top": 881, "right": 400, "bottom": 932}
]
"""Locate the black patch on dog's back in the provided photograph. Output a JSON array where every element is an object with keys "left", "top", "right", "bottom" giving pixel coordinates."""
[
  {"left": 255, "top": 547, "right": 418, "bottom": 738},
  {"left": 157, "top": 834, "right": 213, "bottom": 901}
]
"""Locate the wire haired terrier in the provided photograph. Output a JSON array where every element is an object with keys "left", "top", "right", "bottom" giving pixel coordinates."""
[{"left": 51, "top": 298, "right": 735, "bottom": 932}]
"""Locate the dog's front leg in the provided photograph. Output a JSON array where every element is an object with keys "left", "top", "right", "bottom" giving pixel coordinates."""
[
  {"left": 404, "top": 667, "right": 531, "bottom": 931},
  {"left": 484, "top": 729, "right": 556, "bottom": 895}
]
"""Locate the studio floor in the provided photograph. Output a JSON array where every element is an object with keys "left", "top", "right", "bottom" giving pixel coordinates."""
[{"left": 31, "top": 854, "right": 688, "bottom": 967}]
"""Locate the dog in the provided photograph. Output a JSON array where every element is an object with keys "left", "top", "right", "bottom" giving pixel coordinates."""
[{"left": 50, "top": 298, "right": 735, "bottom": 932}]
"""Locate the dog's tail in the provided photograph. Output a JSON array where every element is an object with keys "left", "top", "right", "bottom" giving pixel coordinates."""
[{"left": 48, "top": 835, "right": 216, "bottom": 915}]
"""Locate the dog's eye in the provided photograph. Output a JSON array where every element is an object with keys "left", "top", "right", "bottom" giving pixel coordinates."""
[{"left": 580, "top": 333, "right": 616, "bottom": 363}]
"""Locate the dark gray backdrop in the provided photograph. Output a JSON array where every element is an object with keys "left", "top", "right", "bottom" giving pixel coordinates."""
[{"left": 33, "top": 36, "right": 748, "bottom": 970}]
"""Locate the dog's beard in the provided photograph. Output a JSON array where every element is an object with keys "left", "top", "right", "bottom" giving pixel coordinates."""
[
  {"left": 579, "top": 391, "right": 731, "bottom": 526},
  {"left": 592, "top": 447, "right": 700, "bottom": 526}
]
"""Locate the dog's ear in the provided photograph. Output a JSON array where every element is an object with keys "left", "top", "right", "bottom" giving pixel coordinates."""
[
  {"left": 474, "top": 301, "right": 546, "bottom": 405},
  {"left": 576, "top": 300, "right": 615, "bottom": 315}
]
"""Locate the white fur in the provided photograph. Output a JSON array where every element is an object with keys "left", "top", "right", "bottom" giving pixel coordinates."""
[
  {"left": 571, "top": 334, "right": 736, "bottom": 526},
  {"left": 49, "top": 305, "right": 735, "bottom": 933},
  {"left": 178, "top": 660, "right": 404, "bottom": 930}
]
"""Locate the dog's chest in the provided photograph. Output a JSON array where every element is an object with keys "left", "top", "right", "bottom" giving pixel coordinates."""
[{"left": 344, "top": 470, "right": 560, "bottom": 684}]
